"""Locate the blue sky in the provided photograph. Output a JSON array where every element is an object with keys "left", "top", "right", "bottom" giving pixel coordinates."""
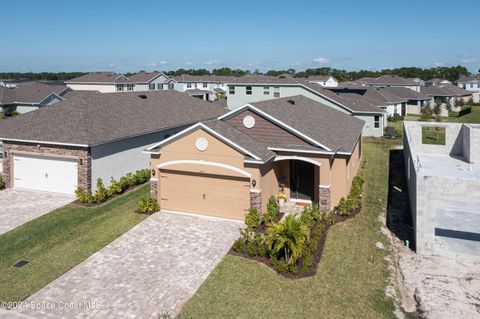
[{"left": 1, "top": 0, "right": 479, "bottom": 72}]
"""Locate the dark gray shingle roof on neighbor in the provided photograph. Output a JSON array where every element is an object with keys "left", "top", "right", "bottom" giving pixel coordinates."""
[
  {"left": 0, "top": 90, "right": 227, "bottom": 146},
  {"left": 0, "top": 82, "right": 67, "bottom": 105},
  {"left": 127, "top": 71, "right": 165, "bottom": 83},
  {"left": 379, "top": 87, "right": 430, "bottom": 101},
  {"left": 301, "top": 83, "right": 383, "bottom": 113},
  {"left": 421, "top": 84, "right": 471, "bottom": 97},
  {"left": 457, "top": 74, "right": 480, "bottom": 83},
  {"left": 355, "top": 75, "right": 418, "bottom": 86},
  {"left": 65, "top": 72, "right": 127, "bottom": 83},
  {"left": 251, "top": 95, "right": 364, "bottom": 153}
]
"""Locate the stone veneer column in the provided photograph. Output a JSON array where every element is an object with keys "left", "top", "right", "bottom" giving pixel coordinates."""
[
  {"left": 319, "top": 185, "right": 331, "bottom": 211},
  {"left": 150, "top": 179, "right": 158, "bottom": 199},
  {"left": 250, "top": 189, "right": 262, "bottom": 211}
]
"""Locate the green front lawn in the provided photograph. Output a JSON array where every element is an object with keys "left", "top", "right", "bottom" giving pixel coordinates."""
[
  {"left": 422, "top": 126, "right": 446, "bottom": 145},
  {"left": 0, "top": 184, "right": 148, "bottom": 302},
  {"left": 179, "top": 139, "right": 397, "bottom": 319}
]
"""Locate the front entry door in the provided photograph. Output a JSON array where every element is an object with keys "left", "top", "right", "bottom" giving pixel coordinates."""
[{"left": 290, "top": 160, "right": 314, "bottom": 201}]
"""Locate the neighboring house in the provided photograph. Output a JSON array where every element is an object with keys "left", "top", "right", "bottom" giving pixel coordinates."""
[
  {"left": 425, "top": 78, "right": 451, "bottom": 86},
  {"left": 306, "top": 75, "right": 339, "bottom": 87},
  {"left": 456, "top": 74, "right": 480, "bottom": 103},
  {"left": 0, "top": 91, "right": 226, "bottom": 195},
  {"left": 171, "top": 74, "right": 232, "bottom": 101},
  {"left": 356, "top": 75, "right": 421, "bottom": 92},
  {"left": 408, "top": 77, "right": 426, "bottom": 87},
  {"left": 65, "top": 71, "right": 171, "bottom": 93},
  {"left": 403, "top": 121, "right": 480, "bottom": 259},
  {"left": 421, "top": 84, "right": 472, "bottom": 116},
  {"left": 0, "top": 82, "right": 68, "bottom": 115},
  {"left": 225, "top": 75, "right": 385, "bottom": 137},
  {"left": 367, "top": 86, "right": 430, "bottom": 116},
  {"left": 145, "top": 95, "right": 364, "bottom": 220}
]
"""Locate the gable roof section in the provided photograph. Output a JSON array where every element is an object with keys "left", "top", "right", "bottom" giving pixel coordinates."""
[
  {"left": 0, "top": 90, "right": 226, "bottom": 146},
  {"left": 65, "top": 72, "right": 125, "bottom": 84},
  {"left": 249, "top": 96, "right": 364, "bottom": 153},
  {"left": 421, "top": 84, "right": 471, "bottom": 97},
  {"left": 358, "top": 75, "right": 418, "bottom": 86},
  {"left": 145, "top": 121, "right": 273, "bottom": 161},
  {"left": 0, "top": 82, "right": 67, "bottom": 105},
  {"left": 379, "top": 86, "right": 430, "bottom": 101},
  {"left": 297, "top": 81, "right": 383, "bottom": 114},
  {"left": 127, "top": 71, "right": 166, "bottom": 83}
]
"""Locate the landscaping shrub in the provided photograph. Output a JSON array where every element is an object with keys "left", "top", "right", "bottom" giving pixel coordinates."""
[
  {"left": 133, "top": 169, "right": 150, "bottom": 184},
  {"left": 247, "top": 241, "right": 257, "bottom": 257},
  {"left": 337, "top": 197, "right": 350, "bottom": 216},
  {"left": 75, "top": 187, "right": 94, "bottom": 204},
  {"left": 137, "top": 195, "right": 160, "bottom": 214},
  {"left": 108, "top": 177, "right": 123, "bottom": 196},
  {"left": 267, "top": 214, "right": 309, "bottom": 265},
  {"left": 327, "top": 211, "right": 334, "bottom": 225},
  {"left": 232, "top": 239, "right": 245, "bottom": 253},
  {"left": 0, "top": 175, "right": 5, "bottom": 190},
  {"left": 94, "top": 178, "right": 109, "bottom": 203},
  {"left": 75, "top": 169, "right": 151, "bottom": 205},
  {"left": 263, "top": 195, "right": 279, "bottom": 224},
  {"left": 245, "top": 207, "right": 261, "bottom": 228}
]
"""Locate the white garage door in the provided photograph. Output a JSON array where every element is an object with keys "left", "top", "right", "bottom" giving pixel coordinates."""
[{"left": 13, "top": 155, "right": 78, "bottom": 195}]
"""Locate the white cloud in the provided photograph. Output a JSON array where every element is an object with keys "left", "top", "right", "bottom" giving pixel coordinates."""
[
  {"left": 185, "top": 62, "right": 193, "bottom": 66},
  {"left": 147, "top": 61, "right": 168, "bottom": 67},
  {"left": 109, "top": 63, "right": 115, "bottom": 67},
  {"left": 433, "top": 62, "right": 444, "bottom": 67},
  {"left": 313, "top": 57, "right": 330, "bottom": 65},
  {"left": 247, "top": 61, "right": 260, "bottom": 67},
  {"left": 204, "top": 59, "right": 222, "bottom": 65},
  {"left": 461, "top": 58, "right": 478, "bottom": 63}
]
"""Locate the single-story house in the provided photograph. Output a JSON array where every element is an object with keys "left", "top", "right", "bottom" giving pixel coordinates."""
[
  {"left": 456, "top": 74, "right": 480, "bottom": 103},
  {"left": 0, "top": 91, "right": 226, "bottom": 195},
  {"left": 374, "top": 87, "right": 430, "bottom": 115},
  {"left": 421, "top": 84, "right": 472, "bottom": 115},
  {"left": 66, "top": 71, "right": 171, "bottom": 93},
  {"left": 145, "top": 95, "right": 364, "bottom": 220},
  {"left": 356, "top": 75, "right": 421, "bottom": 92},
  {"left": 0, "top": 82, "right": 68, "bottom": 115}
]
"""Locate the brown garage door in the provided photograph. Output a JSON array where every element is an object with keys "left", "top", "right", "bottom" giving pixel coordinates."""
[{"left": 160, "top": 169, "right": 250, "bottom": 220}]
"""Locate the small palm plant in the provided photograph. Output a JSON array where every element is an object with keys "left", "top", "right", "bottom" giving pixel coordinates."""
[{"left": 267, "top": 214, "right": 309, "bottom": 265}]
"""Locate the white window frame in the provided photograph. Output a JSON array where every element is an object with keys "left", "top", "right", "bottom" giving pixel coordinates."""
[
  {"left": 127, "top": 84, "right": 134, "bottom": 91},
  {"left": 149, "top": 83, "right": 155, "bottom": 90},
  {"left": 273, "top": 86, "right": 280, "bottom": 98},
  {"left": 187, "top": 82, "right": 192, "bottom": 88},
  {"left": 203, "top": 82, "right": 208, "bottom": 88},
  {"left": 263, "top": 86, "right": 270, "bottom": 95},
  {"left": 229, "top": 85, "right": 235, "bottom": 95},
  {"left": 116, "top": 84, "right": 124, "bottom": 91},
  {"left": 246, "top": 86, "right": 252, "bottom": 95}
]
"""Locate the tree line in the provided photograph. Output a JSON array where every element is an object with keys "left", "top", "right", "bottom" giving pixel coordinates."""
[{"left": 0, "top": 65, "right": 473, "bottom": 83}]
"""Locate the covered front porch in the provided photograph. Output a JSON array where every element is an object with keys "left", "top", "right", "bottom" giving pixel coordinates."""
[{"left": 269, "top": 155, "right": 332, "bottom": 211}]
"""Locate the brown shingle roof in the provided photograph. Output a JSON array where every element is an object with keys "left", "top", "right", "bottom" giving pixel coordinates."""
[
  {"left": 65, "top": 72, "right": 127, "bottom": 83},
  {"left": 0, "top": 82, "right": 67, "bottom": 105},
  {"left": 0, "top": 90, "right": 227, "bottom": 146},
  {"left": 127, "top": 71, "right": 165, "bottom": 83},
  {"left": 251, "top": 95, "right": 364, "bottom": 153},
  {"left": 421, "top": 84, "right": 471, "bottom": 97},
  {"left": 356, "top": 75, "right": 418, "bottom": 86}
]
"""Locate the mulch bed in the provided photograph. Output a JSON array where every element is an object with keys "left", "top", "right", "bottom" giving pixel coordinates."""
[{"left": 229, "top": 206, "right": 361, "bottom": 279}]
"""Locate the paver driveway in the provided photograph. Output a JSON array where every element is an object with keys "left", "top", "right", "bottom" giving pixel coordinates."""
[
  {"left": 19, "top": 211, "right": 242, "bottom": 318},
  {"left": 0, "top": 189, "right": 74, "bottom": 235}
]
